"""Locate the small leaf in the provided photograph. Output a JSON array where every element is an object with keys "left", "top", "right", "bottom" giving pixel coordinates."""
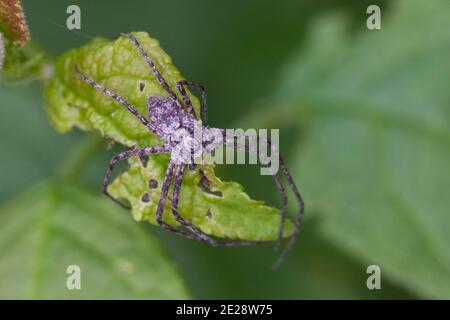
[
  {"left": 109, "top": 155, "right": 294, "bottom": 240},
  {"left": 0, "top": 181, "right": 190, "bottom": 299},
  {"left": 264, "top": 0, "right": 450, "bottom": 297},
  {"left": 0, "top": 38, "right": 50, "bottom": 81},
  {"left": 45, "top": 32, "right": 293, "bottom": 241}
]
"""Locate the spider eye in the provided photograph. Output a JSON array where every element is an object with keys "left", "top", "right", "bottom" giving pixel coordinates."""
[{"left": 148, "top": 179, "right": 158, "bottom": 189}]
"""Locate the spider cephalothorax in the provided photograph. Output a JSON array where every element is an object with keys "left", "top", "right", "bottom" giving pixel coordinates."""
[{"left": 75, "top": 33, "right": 304, "bottom": 268}]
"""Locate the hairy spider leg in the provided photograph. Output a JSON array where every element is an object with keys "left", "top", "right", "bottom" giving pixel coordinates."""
[
  {"left": 155, "top": 161, "right": 197, "bottom": 240},
  {"left": 171, "top": 164, "right": 270, "bottom": 247},
  {"left": 274, "top": 156, "right": 304, "bottom": 269},
  {"left": 176, "top": 80, "right": 208, "bottom": 125},
  {"left": 229, "top": 135, "right": 288, "bottom": 249},
  {"left": 120, "top": 33, "right": 180, "bottom": 102},
  {"left": 103, "top": 145, "right": 171, "bottom": 208},
  {"left": 272, "top": 172, "right": 288, "bottom": 251},
  {"left": 249, "top": 135, "right": 305, "bottom": 262},
  {"left": 224, "top": 132, "right": 305, "bottom": 269},
  {"left": 74, "top": 66, "right": 160, "bottom": 135},
  {"left": 224, "top": 131, "right": 289, "bottom": 245},
  {"left": 234, "top": 133, "right": 304, "bottom": 268},
  {"left": 225, "top": 137, "right": 290, "bottom": 265}
]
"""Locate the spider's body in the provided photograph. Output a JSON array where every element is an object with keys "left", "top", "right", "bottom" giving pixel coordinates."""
[
  {"left": 75, "top": 33, "right": 304, "bottom": 268},
  {"left": 148, "top": 97, "right": 215, "bottom": 166},
  {"left": 148, "top": 97, "right": 192, "bottom": 137}
]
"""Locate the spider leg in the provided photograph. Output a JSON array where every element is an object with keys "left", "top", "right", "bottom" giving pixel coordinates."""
[
  {"left": 155, "top": 161, "right": 197, "bottom": 240},
  {"left": 272, "top": 171, "right": 288, "bottom": 251},
  {"left": 246, "top": 135, "right": 304, "bottom": 258},
  {"left": 171, "top": 164, "right": 269, "bottom": 247},
  {"left": 176, "top": 80, "right": 208, "bottom": 125},
  {"left": 74, "top": 66, "right": 156, "bottom": 133},
  {"left": 103, "top": 145, "right": 170, "bottom": 208},
  {"left": 224, "top": 132, "right": 305, "bottom": 268},
  {"left": 224, "top": 132, "right": 288, "bottom": 245},
  {"left": 120, "top": 33, "right": 179, "bottom": 102},
  {"left": 273, "top": 155, "right": 305, "bottom": 269}
]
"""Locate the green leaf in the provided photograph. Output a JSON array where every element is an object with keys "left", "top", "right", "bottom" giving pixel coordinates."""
[
  {"left": 44, "top": 31, "right": 294, "bottom": 241},
  {"left": 45, "top": 32, "right": 198, "bottom": 148},
  {"left": 0, "top": 181, "right": 190, "bottom": 299},
  {"left": 109, "top": 155, "right": 294, "bottom": 240},
  {"left": 0, "top": 38, "right": 51, "bottom": 82},
  {"left": 264, "top": 0, "right": 450, "bottom": 297}
]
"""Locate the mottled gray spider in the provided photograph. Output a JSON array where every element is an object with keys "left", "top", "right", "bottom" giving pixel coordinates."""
[{"left": 75, "top": 33, "right": 304, "bottom": 268}]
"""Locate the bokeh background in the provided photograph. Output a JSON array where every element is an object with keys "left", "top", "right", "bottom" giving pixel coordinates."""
[{"left": 1, "top": 0, "right": 449, "bottom": 299}]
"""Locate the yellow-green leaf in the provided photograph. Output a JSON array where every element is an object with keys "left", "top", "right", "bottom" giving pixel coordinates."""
[
  {"left": 45, "top": 32, "right": 198, "bottom": 147},
  {"left": 109, "top": 155, "right": 293, "bottom": 241},
  {"left": 45, "top": 32, "right": 293, "bottom": 241}
]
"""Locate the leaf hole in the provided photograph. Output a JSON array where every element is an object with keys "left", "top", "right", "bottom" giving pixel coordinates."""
[
  {"left": 141, "top": 192, "right": 150, "bottom": 203},
  {"left": 197, "top": 181, "right": 223, "bottom": 198},
  {"left": 139, "top": 81, "right": 145, "bottom": 92},
  {"left": 148, "top": 179, "right": 159, "bottom": 189},
  {"left": 138, "top": 154, "right": 148, "bottom": 167}
]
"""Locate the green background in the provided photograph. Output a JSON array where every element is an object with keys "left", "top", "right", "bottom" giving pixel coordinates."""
[{"left": 1, "top": 0, "right": 449, "bottom": 299}]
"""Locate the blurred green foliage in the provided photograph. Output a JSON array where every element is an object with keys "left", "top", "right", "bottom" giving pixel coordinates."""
[
  {"left": 248, "top": 0, "right": 450, "bottom": 298},
  {"left": 0, "top": 181, "right": 189, "bottom": 299},
  {"left": 2, "top": 0, "right": 448, "bottom": 299},
  {"left": 1, "top": 39, "right": 50, "bottom": 82}
]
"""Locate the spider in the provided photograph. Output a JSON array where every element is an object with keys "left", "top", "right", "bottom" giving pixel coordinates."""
[{"left": 75, "top": 33, "right": 304, "bottom": 268}]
